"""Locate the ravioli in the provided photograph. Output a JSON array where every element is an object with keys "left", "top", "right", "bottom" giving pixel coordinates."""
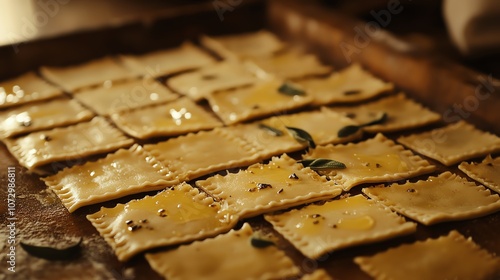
[
  {"left": 0, "top": 98, "right": 94, "bottom": 138},
  {"left": 74, "top": 78, "right": 179, "bottom": 116},
  {"left": 111, "top": 97, "right": 222, "bottom": 139},
  {"left": 87, "top": 183, "right": 237, "bottom": 261},
  {"left": 4, "top": 117, "right": 133, "bottom": 171},
  {"left": 119, "top": 42, "right": 216, "bottom": 77},
  {"left": 196, "top": 154, "right": 342, "bottom": 219},
  {"left": 0, "top": 72, "right": 63, "bottom": 109},
  {"left": 355, "top": 231, "right": 500, "bottom": 280},
  {"left": 397, "top": 121, "right": 500, "bottom": 166},
  {"left": 44, "top": 144, "right": 177, "bottom": 212},
  {"left": 459, "top": 155, "right": 500, "bottom": 194},
  {"left": 297, "top": 63, "right": 393, "bottom": 106},
  {"left": 201, "top": 30, "right": 285, "bottom": 60},
  {"left": 40, "top": 57, "right": 137, "bottom": 92},
  {"left": 303, "top": 134, "right": 436, "bottom": 191},
  {"left": 363, "top": 172, "right": 500, "bottom": 225}
]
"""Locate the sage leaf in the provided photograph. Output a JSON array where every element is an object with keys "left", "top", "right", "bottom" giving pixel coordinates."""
[
  {"left": 337, "top": 125, "right": 361, "bottom": 138},
  {"left": 286, "top": 126, "right": 316, "bottom": 148},
  {"left": 278, "top": 82, "right": 306, "bottom": 96},
  {"left": 20, "top": 237, "right": 82, "bottom": 260},
  {"left": 258, "top": 123, "right": 283, "bottom": 136},
  {"left": 338, "top": 112, "right": 388, "bottom": 138},
  {"left": 299, "top": 158, "right": 346, "bottom": 170}
]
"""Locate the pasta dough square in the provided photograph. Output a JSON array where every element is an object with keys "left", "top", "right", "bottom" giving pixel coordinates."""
[
  {"left": 196, "top": 154, "right": 342, "bottom": 219},
  {"left": 86, "top": 182, "right": 237, "bottom": 261},
  {"left": 0, "top": 98, "right": 94, "bottom": 138},
  {"left": 459, "top": 155, "right": 500, "bottom": 194},
  {"left": 297, "top": 64, "right": 394, "bottom": 106},
  {"left": 332, "top": 93, "right": 441, "bottom": 133},
  {"left": 303, "top": 134, "right": 436, "bottom": 191},
  {"left": 111, "top": 97, "right": 223, "bottom": 139},
  {"left": 354, "top": 230, "right": 500, "bottom": 280},
  {"left": 207, "top": 80, "right": 312, "bottom": 125},
  {"left": 143, "top": 128, "right": 262, "bottom": 182},
  {"left": 200, "top": 30, "right": 285, "bottom": 60},
  {"left": 40, "top": 57, "right": 137, "bottom": 92},
  {"left": 145, "top": 223, "right": 300, "bottom": 280},
  {"left": 244, "top": 50, "right": 332, "bottom": 80},
  {"left": 43, "top": 144, "right": 177, "bottom": 212},
  {"left": 397, "top": 121, "right": 500, "bottom": 166},
  {"left": 74, "top": 78, "right": 179, "bottom": 116},
  {"left": 119, "top": 42, "right": 216, "bottom": 77},
  {"left": 265, "top": 195, "right": 417, "bottom": 259},
  {"left": 4, "top": 117, "right": 134, "bottom": 171},
  {"left": 363, "top": 172, "right": 500, "bottom": 225},
  {"left": 167, "top": 62, "right": 259, "bottom": 101},
  {"left": 0, "top": 72, "right": 63, "bottom": 109}
]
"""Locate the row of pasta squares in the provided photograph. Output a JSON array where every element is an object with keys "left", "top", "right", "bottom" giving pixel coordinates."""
[{"left": 0, "top": 30, "right": 395, "bottom": 139}]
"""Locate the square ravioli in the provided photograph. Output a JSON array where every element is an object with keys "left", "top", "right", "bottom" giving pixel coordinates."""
[
  {"left": 459, "top": 155, "right": 500, "bottom": 194},
  {"left": 143, "top": 128, "right": 262, "bottom": 182},
  {"left": 40, "top": 57, "right": 137, "bottom": 92},
  {"left": 196, "top": 154, "right": 342, "bottom": 219},
  {"left": 297, "top": 64, "right": 394, "bottom": 106},
  {"left": 244, "top": 50, "right": 332, "bottom": 80},
  {"left": 145, "top": 223, "right": 300, "bottom": 280},
  {"left": 332, "top": 93, "right": 441, "bottom": 133},
  {"left": 167, "top": 61, "right": 259, "bottom": 101},
  {"left": 354, "top": 230, "right": 500, "bottom": 280},
  {"left": 200, "top": 30, "right": 285, "bottom": 60},
  {"left": 119, "top": 42, "right": 216, "bottom": 77},
  {"left": 0, "top": 98, "right": 94, "bottom": 138},
  {"left": 303, "top": 134, "right": 436, "bottom": 191},
  {"left": 0, "top": 72, "right": 63, "bottom": 109},
  {"left": 43, "top": 144, "right": 177, "bottom": 212},
  {"left": 363, "top": 172, "right": 500, "bottom": 225},
  {"left": 86, "top": 182, "right": 237, "bottom": 261},
  {"left": 397, "top": 120, "right": 500, "bottom": 166},
  {"left": 73, "top": 78, "right": 179, "bottom": 116},
  {"left": 111, "top": 97, "right": 222, "bottom": 139},
  {"left": 4, "top": 117, "right": 133, "bottom": 171},
  {"left": 265, "top": 195, "right": 417, "bottom": 259},
  {"left": 207, "top": 80, "right": 312, "bottom": 125}
]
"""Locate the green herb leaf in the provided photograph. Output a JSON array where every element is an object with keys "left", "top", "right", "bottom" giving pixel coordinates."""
[
  {"left": 20, "top": 237, "right": 82, "bottom": 260},
  {"left": 278, "top": 82, "right": 306, "bottom": 96},
  {"left": 258, "top": 123, "right": 283, "bottom": 136},
  {"left": 337, "top": 125, "right": 361, "bottom": 138},
  {"left": 299, "top": 158, "right": 346, "bottom": 170},
  {"left": 286, "top": 126, "right": 316, "bottom": 148},
  {"left": 337, "top": 112, "right": 388, "bottom": 138}
]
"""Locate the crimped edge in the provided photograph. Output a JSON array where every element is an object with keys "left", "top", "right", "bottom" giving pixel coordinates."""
[
  {"left": 264, "top": 194, "right": 417, "bottom": 259},
  {"left": 303, "top": 133, "right": 436, "bottom": 191},
  {"left": 459, "top": 155, "right": 500, "bottom": 194},
  {"left": 397, "top": 121, "right": 500, "bottom": 166},
  {"left": 363, "top": 171, "right": 500, "bottom": 225},
  {"left": 86, "top": 182, "right": 237, "bottom": 262}
]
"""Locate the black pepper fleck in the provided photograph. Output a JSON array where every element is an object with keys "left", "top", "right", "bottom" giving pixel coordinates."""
[
  {"left": 128, "top": 224, "right": 142, "bottom": 232},
  {"left": 288, "top": 173, "right": 299, "bottom": 180},
  {"left": 313, "top": 220, "right": 319, "bottom": 225},
  {"left": 257, "top": 183, "right": 272, "bottom": 190},
  {"left": 407, "top": 188, "right": 416, "bottom": 193},
  {"left": 375, "top": 163, "right": 382, "bottom": 168},
  {"left": 278, "top": 188, "right": 284, "bottom": 194}
]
